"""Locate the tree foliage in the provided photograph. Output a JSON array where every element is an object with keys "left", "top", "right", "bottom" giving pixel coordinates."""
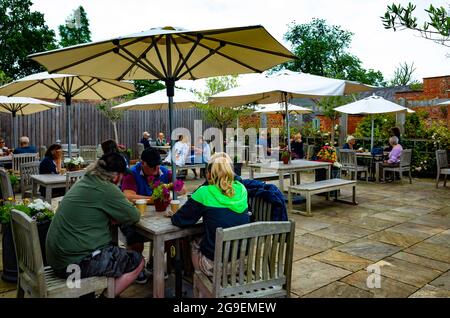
[
  {"left": 382, "top": 3, "right": 450, "bottom": 47},
  {"left": 390, "top": 61, "right": 417, "bottom": 86},
  {"left": 195, "top": 76, "right": 254, "bottom": 135},
  {"left": 0, "top": 0, "right": 56, "bottom": 79},
  {"left": 133, "top": 80, "right": 165, "bottom": 97},
  {"left": 58, "top": 6, "right": 91, "bottom": 47},
  {"left": 316, "top": 95, "right": 354, "bottom": 142},
  {"left": 279, "top": 18, "right": 385, "bottom": 86},
  {"left": 97, "top": 99, "right": 127, "bottom": 143}
]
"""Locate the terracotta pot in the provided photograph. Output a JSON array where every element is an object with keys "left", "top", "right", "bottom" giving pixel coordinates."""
[
  {"left": 154, "top": 199, "right": 170, "bottom": 212},
  {"left": 282, "top": 157, "right": 290, "bottom": 164}
]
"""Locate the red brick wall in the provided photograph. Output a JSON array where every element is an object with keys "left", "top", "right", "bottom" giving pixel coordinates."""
[
  {"left": 316, "top": 115, "right": 364, "bottom": 134},
  {"left": 396, "top": 75, "right": 450, "bottom": 101}
]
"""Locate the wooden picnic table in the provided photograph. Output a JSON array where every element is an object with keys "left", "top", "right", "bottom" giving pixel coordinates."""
[
  {"left": 31, "top": 174, "right": 66, "bottom": 203},
  {"left": 135, "top": 200, "right": 203, "bottom": 298},
  {"left": 248, "top": 159, "right": 332, "bottom": 192},
  {"left": 0, "top": 155, "right": 12, "bottom": 165}
]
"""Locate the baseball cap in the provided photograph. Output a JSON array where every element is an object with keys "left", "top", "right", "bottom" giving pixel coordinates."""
[
  {"left": 99, "top": 152, "right": 132, "bottom": 174},
  {"left": 141, "top": 148, "right": 162, "bottom": 167}
]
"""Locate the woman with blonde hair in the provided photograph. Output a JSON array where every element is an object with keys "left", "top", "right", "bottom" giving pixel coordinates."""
[{"left": 171, "top": 152, "right": 249, "bottom": 278}]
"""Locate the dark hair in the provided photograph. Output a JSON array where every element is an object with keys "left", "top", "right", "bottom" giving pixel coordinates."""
[
  {"left": 45, "top": 144, "right": 62, "bottom": 159},
  {"left": 391, "top": 127, "right": 401, "bottom": 138},
  {"left": 141, "top": 147, "right": 162, "bottom": 168},
  {"left": 101, "top": 139, "right": 119, "bottom": 154},
  {"left": 98, "top": 152, "right": 128, "bottom": 174}
]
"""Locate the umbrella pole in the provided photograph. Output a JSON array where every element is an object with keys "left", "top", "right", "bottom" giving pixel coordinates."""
[
  {"left": 65, "top": 94, "right": 72, "bottom": 158},
  {"left": 284, "top": 93, "right": 291, "bottom": 152},
  {"left": 371, "top": 116, "right": 374, "bottom": 151},
  {"left": 166, "top": 79, "right": 177, "bottom": 200},
  {"left": 12, "top": 112, "right": 17, "bottom": 149}
]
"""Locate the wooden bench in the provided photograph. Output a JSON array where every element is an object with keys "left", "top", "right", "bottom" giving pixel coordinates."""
[
  {"left": 288, "top": 178, "right": 357, "bottom": 216},
  {"left": 252, "top": 172, "right": 292, "bottom": 182}
]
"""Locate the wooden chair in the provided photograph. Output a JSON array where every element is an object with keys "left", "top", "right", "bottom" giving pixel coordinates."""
[
  {"left": 11, "top": 209, "right": 114, "bottom": 298},
  {"left": 306, "top": 145, "right": 315, "bottom": 160},
  {"left": 193, "top": 220, "right": 295, "bottom": 298},
  {"left": 435, "top": 150, "right": 450, "bottom": 188},
  {"left": 248, "top": 196, "right": 273, "bottom": 222},
  {"left": 19, "top": 161, "right": 40, "bottom": 198},
  {"left": 65, "top": 170, "right": 86, "bottom": 192},
  {"left": 79, "top": 145, "right": 97, "bottom": 163},
  {"left": 12, "top": 153, "right": 39, "bottom": 173},
  {"left": 137, "top": 143, "right": 145, "bottom": 158},
  {"left": 39, "top": 146, "right": 47, "bottom": 160},
  {"left": 0, "top": 167, "right": 14, "bottom": 200},
  {"left": 339, "top": 149, "right": 369, "bottom": 182},
  {"left": 383, "top": 149, "right": 412, "bottom": 184}
]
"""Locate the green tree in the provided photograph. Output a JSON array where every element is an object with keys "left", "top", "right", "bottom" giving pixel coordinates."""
[
  {"left": 195, "top": 76, "right": 254, "bottom": 146},
  {"left": 382, "top": 3, "right": 450, "bottom": 47},
  {"left": 133, "top": 80, "right": 165, "bottom": 97},
  {"left": 390, "top": 62, "right": 417, "bottom": 86},
  {"left": 0, "top": 70, "right": 11, "bottom": 86},
  {"left": 279, "top": 19, "right": 385, "bottom": 86},
  {"left": 58, "top": 6, "right": 91, "bottom": 47},
  {"left": 97, "top": 99, "right": 127, "bottom": 144},
  {"left": 316, "top": 95, "right": 354, "bottom": 143},
  {"left": 0, "top": 0, "right": 56, "bottom": 79}
]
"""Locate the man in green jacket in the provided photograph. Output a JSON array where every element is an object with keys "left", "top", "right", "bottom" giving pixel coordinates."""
[{"left": 46, "top": 152, "right": 144, "bottom": 297}]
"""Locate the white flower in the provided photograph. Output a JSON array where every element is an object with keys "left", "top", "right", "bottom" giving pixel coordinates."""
[{"left": 64, "top": 158, "right": 71, "bottom": 164}]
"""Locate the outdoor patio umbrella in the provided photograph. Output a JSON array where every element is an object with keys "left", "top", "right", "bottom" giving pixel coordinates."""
[
  {"left": 112, "top": 88, "right": 201, "bottom": 110},
  {"left": 334, "top": 94, "right": 414, "bottom": 150},
  {"left": 209, "top": 70, "right": 374, "bottom": 150},
  {"left": 0, "top": 96, "right": 60, "bottom": 148},
  {"left": 0, "top": 72, "right": 135, "bottom": 157},
  {"left": 28, "top": 25, "right": 296, "bottom": 197}
]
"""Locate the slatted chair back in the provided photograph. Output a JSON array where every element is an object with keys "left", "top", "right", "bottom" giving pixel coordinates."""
[
  {"left": 399, "top": 149, "right": 412, "bottom": 168},
  {"left": 39, "top": 146, "right": 47, "bottom": 160},
  {"left": 79, "top": 146, "right": 98, "bottom": 163},
  {"left": 12, "top": 153, "right": 39, "bottom": 172},
  {"left": 20, "top": 161, "right": 40, "bottom": 198},
  {"left": 11, "top": 209, "right": 47, "bottom": 297},
  {"left": 436, "top": 150, "right": 448, "bottom": 172},
  {"left": 248, "top": 196, "right": 273, "bottom": 222},
  {"left": 339, "top": 149, "right": 357, "bottom": 170},
  {"left": 306, "top": 145, "right": 315, "bottom": 160},
  {"left": 0, "top": 167, "right": 14, "bottom": 200},
  {"left": 137, "top": 143, "right": 145, "bottom": 158},
  {"left": 194, "top": 220, "right": 295, "bottom": 298},
  {"left": 65, "top": 170, "right": 86, "bottom": 192}
]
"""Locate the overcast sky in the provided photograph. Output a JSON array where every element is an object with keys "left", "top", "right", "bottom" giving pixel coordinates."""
[{"left": 31, "top": 0, "right": 450, "bottom": 91}]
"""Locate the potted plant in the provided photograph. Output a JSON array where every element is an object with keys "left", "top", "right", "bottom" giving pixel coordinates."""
[
  {"left": 281, "top": 151, "right": 291, "bottom": 164},
  {"left": 149, "top": 178, "right": 184, "bottom": 212},
  {"left": 7, "top": 170, "right": 19, "bottom": 194},
  {"left": 0, "top": 198, "right": 55, "bottom": 282},
  {"left": 64, "top": 156, "right": 85, "bottom": 171}
]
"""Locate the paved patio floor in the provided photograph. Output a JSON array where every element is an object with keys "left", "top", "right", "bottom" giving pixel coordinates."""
[{"left": 1, "top": 169, "right": 449, "bottom": 298}]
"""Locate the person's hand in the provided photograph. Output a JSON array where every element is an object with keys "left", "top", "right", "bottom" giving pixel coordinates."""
[{"left": 177, "top": 187, "right": 187, "bottom": 195}]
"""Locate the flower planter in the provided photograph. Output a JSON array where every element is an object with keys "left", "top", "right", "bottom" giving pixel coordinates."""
[
  {"left": 282, "top": 157, "right": 290, "bottom": 165},
  {"left": 1, "top": 220, "right": 51, "bottom": 283},
  {"left": 154, "top": 199, "right": 170, "bottom": 212}
]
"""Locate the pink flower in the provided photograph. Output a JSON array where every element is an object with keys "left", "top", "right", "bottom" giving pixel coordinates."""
[
  {"left": 153, "top": 179, "right": 161, "bottom": 188},
  {"left": 173, "top": 179, "right": 184, "bottom": 192}
]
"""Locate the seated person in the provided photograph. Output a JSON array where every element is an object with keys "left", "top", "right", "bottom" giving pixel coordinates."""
[
  {"left": 257, "top": 129, "right": 271, "bottom": 158},
  {"left": 13, "top": 136, "right": 37, "bottom": 154},
  {"left": 290, "top": 133, "right": 304, "bottom": 159},
  {"left": 45, "top": 153, "right": 144, "bottom": 297},
  {"left": 156, "top": 132, "right": 167, "bottom": 146},
  {"left": 101, "top": 139, "right": 129, "bottom": 166},
  {"left": 342, "top": 135, "right": 361, "bottom": 151},
  {"left": 121, "top": 147, "right": 186, "bottom": 283},
  {"left": 0, "top": 138, "right": 9, "bottom": 156},
  {"left": 164, "top": 135, "right": 190, "bottom": 168},
  {"left": 140, "top": 131, "right": 151, "bottom": 149},
  {"left": 385, "top": 127, "right": 401, "bottom": 152},
  {"left": 171, "top": 152, "right": 249, "bottom": 280},
  {"left": 191, "top": 136, "right": 211, "bottom": 179},
  {"left": 380, "top": 136, "right": 403, "bottom": 181},
  {"left": 39, "top": 144, "right": 65, "bottom": 197}
]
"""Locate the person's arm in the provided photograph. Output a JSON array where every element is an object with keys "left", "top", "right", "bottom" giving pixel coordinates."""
[
  {"left": 121, "top": 173, "right": 152, "bottom": 202},
  {"left": 104, "top": 185, "right": 140, "bottom": 225},
  {"left": 171, "top": 198, "right": 204, "bottom": 227},
  {"left": 123, "top": 189, "right": 153, "bottom": 203}
]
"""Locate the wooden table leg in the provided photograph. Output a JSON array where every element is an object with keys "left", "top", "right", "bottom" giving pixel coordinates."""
[
  {"left": 375, "top": 162, "right": 380, "bottom": 183},
  {"left": 32, "top": 180, "right": 37, "bottom": 199},
  {"left": 249, "top": 167, "right": 254, "bottom": 180},
  {"left": 45, "top": 186, "right": 52, "bottom": 203},
  {"left": 153, "top": 235, "right": 165, "bottom": 298},
  {"left": 279, "top": 171, "right": 284, "bottom": 192}
]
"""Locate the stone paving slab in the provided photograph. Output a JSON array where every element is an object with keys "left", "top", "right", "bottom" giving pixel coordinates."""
[
  {"left": 372, "top": 257, "right": 442, "bottom": 288},
  {"left": 290, "top": 258, "right": 352, "bottom": 297},
  {"left": 0, "top": 275, "right": 16, "bottom": 294},
  {"left": 387, "top": 222, "right": 444, "bottom": 239},
  {"left": 391, "top": 252, "right": 450, "bottom": 272},
  {"left": 303, "top": 281, "right": 373, "bottom": 298},
  {"left": 312, "top": 224, "right": 374, "bottom": 244},
  {"left": 368, "top": 230, "right": 425, "bottom": 248},
  {"left": 293, "top": 244, "right": 323, "bottom": 261},
  {"left": 290, "top": 215, "right": 333, "bottom": 232},
  {"left": 405, "top": 242, "right": 450, "bottom": 264},
  {"left": 335, "top": 239, "right": 402, "bottom": 262},
  {"left": 340, "top": 270, "right": 418, "bottom": 298},
  {"left": 371, "top": 211, "right": 414, "bottom": 223},
  {"left": 295, "top": 233, "right": 341, "bottom": 251},
  {"left": 409, "top": 215, "right": 450, "bottom": 230},
  {"left": 429, "top": 270, "right": 450, "bottom": 291},
  {"left": 391, "top": 206, "right": 439, "bottom": 217},
  {"left": 345, "top": 217, "right": 399, "bottom": 231},
  {"left": 311, "top": 249, "right": 373, "bottom": 272},
  {"left": 409, "top": 284, "right": 450, "bottom": 298},
  {"left": 424, "top": 231, "right": 450, "bottom": 248}
]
